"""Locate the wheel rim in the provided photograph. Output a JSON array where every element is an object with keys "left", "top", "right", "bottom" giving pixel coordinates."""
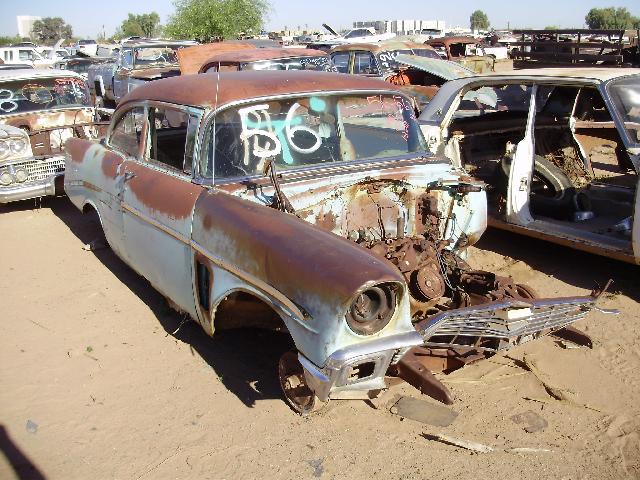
[{"left": 278, "top": 351, "right": 317, "bottom": 415}]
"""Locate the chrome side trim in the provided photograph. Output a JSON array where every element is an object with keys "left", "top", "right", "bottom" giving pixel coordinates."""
[
  {"left": 121, "top": 202, "right": 190, "bottom": 244},
  {"left": 120, "top": 201, "right": 312, "bottom": 328}
]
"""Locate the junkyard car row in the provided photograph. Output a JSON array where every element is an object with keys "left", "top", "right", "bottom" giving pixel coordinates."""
[{"left": 1, "top": 36, "right": 637, "bottom": 414}]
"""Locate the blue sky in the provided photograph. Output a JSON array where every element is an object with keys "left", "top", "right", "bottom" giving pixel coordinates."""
[{"left": 2, "top": 0, "right": 639, "bottom": 38}]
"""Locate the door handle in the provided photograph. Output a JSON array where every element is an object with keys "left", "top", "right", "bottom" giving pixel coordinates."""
[{"left": 123, "top": 171, "right": 136, "bottom": 183}]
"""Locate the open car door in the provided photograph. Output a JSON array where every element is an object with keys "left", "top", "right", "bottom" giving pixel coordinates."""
[{"left": 506, "top": 85, "right": 537, "bottom": 225}]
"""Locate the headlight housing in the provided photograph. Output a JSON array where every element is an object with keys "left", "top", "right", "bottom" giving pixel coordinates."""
[
  {"left": 345, "top": 283, "right": 398, "bottom": 335},
  {"left": 0, "top": 140, "right": 9, "bottom": 160},
  {"left": 14, "top": 168, "right": 28, "bottom": 183},
  {"left": 9, "top": 138, "right": 27, "bottom": 155},
  {"left": 0, "top": 170, "right": 13, "bottom": 186}
]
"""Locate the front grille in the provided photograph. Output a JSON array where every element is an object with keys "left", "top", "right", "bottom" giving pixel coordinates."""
[
  {"left": 8, "top": 157, "right": 65, "bottom": 183},
  {"left": 418, "top": 297, "right": 595, "bottom": 353}
]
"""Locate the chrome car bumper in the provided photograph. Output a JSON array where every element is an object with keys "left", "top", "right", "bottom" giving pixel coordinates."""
[
  {"left": 0, "top": 172, "right": 61, "bottom": 204},
  {"left": 299, "top": 331, "right": 423, "bottom": 402}
]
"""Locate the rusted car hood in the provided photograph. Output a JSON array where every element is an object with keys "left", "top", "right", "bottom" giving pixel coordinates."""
[{"left": 395, "top": 54, "right": 475, "bottom": 81}]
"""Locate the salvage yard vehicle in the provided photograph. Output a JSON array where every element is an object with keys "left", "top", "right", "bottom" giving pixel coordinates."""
[
  {"left": 0, "top": 69, "right": 108, "bottom": 202},
  {"left": 198, "top": 48, "right": 334, "bottom": 73},
  {"left": 425, "top": 36, "right": 501, "bottom": 73},
  {"left": 329, "top": 42, "right": 474, "bottom": 110},
  {"left": 419, "top": 68, "right": 640, "bottom": 264},
  {"left": 0, "top": 46, "right": 53, "bottom": 69},
  {"left": 65, "top": 71, "right": 608, "bottom": 414},
  {"left": 87, "top": 39, "right": 197, "bottom": 107},
  {"left": 0, "top": 124, "right": 65, "bottom": 203}
]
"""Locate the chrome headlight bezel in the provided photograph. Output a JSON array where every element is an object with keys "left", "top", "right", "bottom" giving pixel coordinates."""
[
  {"left": 345, "top": 283, "right": 399, "bottom": 336},
  {"left": 0, "top": 170, "right": 13, "bottom": 186},
  {"left": 14, "top": 168, "right": 28, "bottom": 183},
  {"left": 9, "top": 138, "right": 27, "bottom": 155}
]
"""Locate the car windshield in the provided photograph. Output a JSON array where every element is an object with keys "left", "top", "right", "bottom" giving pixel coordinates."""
[
  {"left": 242, "top": 56, "right": 335, "bottom": 72},
  {"left": 607, "top": 76, "right": 640, "bottom": 145},
  {"left": 133, "top": 46, "right": 184, "bottom": 69},
  {"left": 0, "top": 77, "right": 90, "bottom": 115},
  {"left": 204, "top": 93, "right": 429, "bottom": 179}
]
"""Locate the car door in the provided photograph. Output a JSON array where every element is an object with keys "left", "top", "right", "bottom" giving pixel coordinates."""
[
  {"left": 118, "top": 103, "right": 204, "bottom": 317},
  {"left": 506, "top": 85, "right": 537, "bottom": 225},
  {"left": 98, "top": 105, "right": 148, "bottom": 258}
]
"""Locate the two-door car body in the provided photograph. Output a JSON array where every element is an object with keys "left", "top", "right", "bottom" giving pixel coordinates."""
[{"left": 64, "top": 71, "right": 608, "bottom": 413}]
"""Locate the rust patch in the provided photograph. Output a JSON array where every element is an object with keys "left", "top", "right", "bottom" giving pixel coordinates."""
[
  {"left": 101, "top": 151, "right": 124, "bottom": 179},
  {"left": 193, "top": 191, "right": 403, "bottom": 306},
  {"left": 65, "top": 138, "right": 93, "bottom": 164},
  {"left": 125, "top": 162, "right": 204, "bottom": 219},
  {"left": 314, "top": 211, "right": 338, "bottom": 232}
]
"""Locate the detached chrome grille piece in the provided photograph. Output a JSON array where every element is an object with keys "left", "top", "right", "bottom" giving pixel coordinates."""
[
  {"left": 417, "top": 297, "right": 596, "bottom": 353},
  {"left": 7, "top": 158, "right": 65, "bottom": 184}
]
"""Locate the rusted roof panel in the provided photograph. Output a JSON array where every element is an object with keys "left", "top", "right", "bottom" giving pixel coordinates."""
[
  {"left": 119, "top": 70, "right": 402, "bottom": 109},
  {"left": 177, "top": 42, "right": 256, "bottom": 75}
]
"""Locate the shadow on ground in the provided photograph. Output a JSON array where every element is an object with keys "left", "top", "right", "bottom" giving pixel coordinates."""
[
  {"left": 0, "top": 425, "right": 45, "bottom": 480},
  {"left": 44, "top": 197, "right": 289, "bottom": 409},
  {"left": 476, "top": 227, "right": 639, "bottom": 302}
]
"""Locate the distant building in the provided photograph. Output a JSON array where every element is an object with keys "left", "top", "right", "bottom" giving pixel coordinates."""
[
  {"left": 17, "top": 15, "right": 42, "bottom": 38},
  {"left": 353, "top": 19, "right": 446, "bottom": 36}
]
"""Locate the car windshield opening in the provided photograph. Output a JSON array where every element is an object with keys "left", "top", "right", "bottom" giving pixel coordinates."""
[
  {"left": 205, "top": 93, "right": 430, "bottom": 179},
  {"left": 0, "top": 77, "right": 91, "bottom": 115},
  {"left": 133, "top": 46, "right": 183, "bottom": 69}
]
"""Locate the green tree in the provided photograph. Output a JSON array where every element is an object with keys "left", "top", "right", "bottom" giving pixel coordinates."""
[
  {"left": 0, "top": 35, "right": 22, "bottom": 47},
  {"left": 585, "top": 7, "right": 640, "bottom": 29},
  {"left": 31, "top": 17, "right": 73, "bottom": 45},
  {"left": 119, "top": 12, "right": 162, "bottom": 38},
  {"left": 544, "top": 26, "right": 559, "bottom": 30},
  {"left": 470, "top": 10, "right": 490, "bottom": 31},
  {"left": 165, "top": 0, "right": 270, "bottom": 41}
]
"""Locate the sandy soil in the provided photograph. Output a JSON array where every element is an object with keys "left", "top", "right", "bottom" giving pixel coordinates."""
[{"left": 1, "top": 196, "right": 638, "bottom": 480}]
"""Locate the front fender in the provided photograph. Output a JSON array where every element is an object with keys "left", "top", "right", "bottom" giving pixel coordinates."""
[{"left": 191, "top": 190, "right": 416, "bottom": 367}]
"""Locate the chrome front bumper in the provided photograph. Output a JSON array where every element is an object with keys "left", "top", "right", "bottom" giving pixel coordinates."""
[
  {"left": 0, "top": 172, "right": 61, "bottom": 204},
  {"left": 299, "top": 331, "right": 423, "bottom": 402}
]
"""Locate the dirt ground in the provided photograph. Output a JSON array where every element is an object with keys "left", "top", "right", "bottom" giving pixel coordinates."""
[{"left": 1, "top": 196, "right": 638, "bottom": 480}]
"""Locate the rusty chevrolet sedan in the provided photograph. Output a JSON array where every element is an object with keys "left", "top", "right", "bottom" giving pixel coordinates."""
[{"left": 64, "top": 71, "right": 609, "bottom": 414}]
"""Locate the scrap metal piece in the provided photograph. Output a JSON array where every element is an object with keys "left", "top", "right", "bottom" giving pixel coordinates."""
[
  {"left": 390, "top": 396, "right": 458, "bottom": 426},
  {"left": 423, "top": 433, "right": 494, "bottom": 453},
  {"left": 392, "top": 347, "right": 454, "bottom": 404}
]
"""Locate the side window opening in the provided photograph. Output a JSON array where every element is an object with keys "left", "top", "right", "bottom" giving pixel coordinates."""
[
  {"left": 353, "top": 52, "right": 379, "bottom": 75},
  {"left": 331, "top": 52, "right": 350, "bottom": 73},
  {"left": 109, "top": 106, "right": 146, "bottom": 158},
  {"left": 148, "top": 106, "right": 191, "bottom": 173}
]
